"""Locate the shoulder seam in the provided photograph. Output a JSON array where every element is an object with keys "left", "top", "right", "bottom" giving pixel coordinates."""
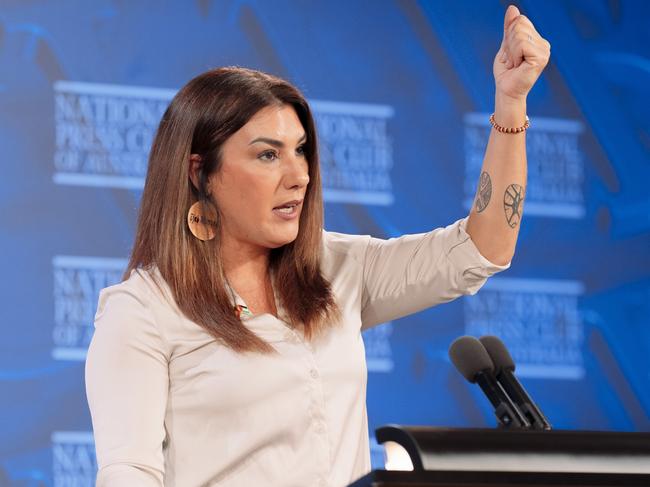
[{"left": 123, "top": 268, "right": 172, "bottom": 359}]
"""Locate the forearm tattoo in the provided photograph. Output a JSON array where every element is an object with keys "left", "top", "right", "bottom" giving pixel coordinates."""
[
  {"left": 474, "top": 171, "right": 492, "bottom": 213},
  {"left": 503, "top": 183, "right": 525, "bottom": 228}
]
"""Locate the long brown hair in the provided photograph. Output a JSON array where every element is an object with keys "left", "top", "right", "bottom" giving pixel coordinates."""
[{"left": 125, "top": 66, "right": 340, "bottom": 353}]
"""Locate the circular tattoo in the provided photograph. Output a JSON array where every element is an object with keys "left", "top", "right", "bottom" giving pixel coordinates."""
[
  {"left": 503, "top": 183, "right": 525, "bottom": 228},
  {"left": 475, "top": 171, "right": 492, "bottom": 213}
]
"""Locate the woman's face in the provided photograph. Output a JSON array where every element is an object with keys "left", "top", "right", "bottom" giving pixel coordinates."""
[{"left": 209, "top": 104, "right": 310, "bottom": 252}]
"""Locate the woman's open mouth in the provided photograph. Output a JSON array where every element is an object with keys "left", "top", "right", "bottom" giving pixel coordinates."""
[{"left": 272, "top": 200, "right": 302, "bottom": 220}]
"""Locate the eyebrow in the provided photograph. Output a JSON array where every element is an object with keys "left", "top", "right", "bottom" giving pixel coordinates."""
[{"left": 248, "top": 133, "right": 307, "bottom": 148}]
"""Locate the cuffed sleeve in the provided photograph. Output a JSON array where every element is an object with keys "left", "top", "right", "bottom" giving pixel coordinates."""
[
  {"left": 85, "top": 279, "right": 169, "bottom": 487},
  {"left": 360, "top": 217, "right": 509, "bottom": 329}
]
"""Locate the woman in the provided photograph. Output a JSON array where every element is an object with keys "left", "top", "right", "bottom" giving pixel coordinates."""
[{"left": 85, "top": 5, "right": 550, "bottom": 486}]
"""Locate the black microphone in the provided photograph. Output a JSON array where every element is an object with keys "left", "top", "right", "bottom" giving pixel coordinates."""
[
  {"left": 449, "top": 336, "right": 531, "bottom": 429},
  {"left": 479, "top": 335, "right": 552, "bottom": 431}
]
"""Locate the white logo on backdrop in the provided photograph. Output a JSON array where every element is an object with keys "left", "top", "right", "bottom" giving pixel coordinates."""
[
  {"left": 53, "top": 81, "right": 395, "bottom": 205},
  {"left": 311, "top": 100, "right": 394, "bottom": 205},
  {"left": 464, "top": 277, "right": 585, "bottom": 379},
  {"left": 363, "top": 322, "right": 394, "bottom": 373},
  {"left": 52, "top": 256, "right": 127, "bottom": 361},
  {"left": 52, "top": 431, "right": 96, "bottom": 487},
  {"left": 464, "top": 113, "right": 585, "bottom": 219},
  {"left": 53, "top": 81, "right": 171, "bottom": 189}
]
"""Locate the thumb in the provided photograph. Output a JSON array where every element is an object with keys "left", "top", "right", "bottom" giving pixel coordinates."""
[{"left": 503, "top": 4, "right": 520, "bottom": 35}]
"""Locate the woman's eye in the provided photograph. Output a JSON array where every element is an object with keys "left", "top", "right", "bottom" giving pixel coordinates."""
[
  {"left": 259, "top": 150, "right": 278, "bottom": 161},
  {"left": 296, "top": 144, "right": 306, "bottom": 156}
]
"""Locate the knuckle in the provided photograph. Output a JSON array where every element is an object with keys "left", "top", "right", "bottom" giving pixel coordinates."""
[{"left": 512, "top": 33, "right": 528, "bottom": 45}]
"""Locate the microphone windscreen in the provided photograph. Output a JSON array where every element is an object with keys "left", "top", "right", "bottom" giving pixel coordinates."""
[
  {"left": 448, "top": 336, "right": 494, "bottom": 383},
  {"left": 479, "top": 335, "right": 516, "bottom": 372}
]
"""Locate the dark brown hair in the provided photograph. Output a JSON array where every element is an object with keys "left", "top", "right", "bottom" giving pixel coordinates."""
[{"left": 125, "top": 66, "right": 340, "bottom": 353}]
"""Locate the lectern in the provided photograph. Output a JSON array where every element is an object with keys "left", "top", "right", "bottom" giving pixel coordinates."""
[{"left": 348, "top": 426, "right": 650, "bottom": 486}]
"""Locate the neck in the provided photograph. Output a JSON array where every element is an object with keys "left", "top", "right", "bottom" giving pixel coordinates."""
[{"left": 220, "top": 233, "right": 271, "bottom": 292}]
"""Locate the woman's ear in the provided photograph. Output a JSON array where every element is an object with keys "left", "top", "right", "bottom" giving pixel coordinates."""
[{"left": 189, "top": 154, "right": 202, "bottom": 191}]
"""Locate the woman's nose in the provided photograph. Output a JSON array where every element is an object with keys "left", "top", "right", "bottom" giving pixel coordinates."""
[{"left": 284, "top": 157, "right": 310, "bottom": 189}]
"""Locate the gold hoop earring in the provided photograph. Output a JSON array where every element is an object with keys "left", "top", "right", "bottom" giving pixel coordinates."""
[{"left": 187, "top": 201, "right": 218, "bottom": 241}]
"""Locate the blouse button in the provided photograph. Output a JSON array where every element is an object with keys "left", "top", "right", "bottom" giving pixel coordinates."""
[{"left": 310, "top": 368, "right": 319, "bottom": 379}]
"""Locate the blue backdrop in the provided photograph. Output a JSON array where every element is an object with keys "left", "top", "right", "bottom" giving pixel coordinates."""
[{"left": 1, "top": 1, "right": 649, "bottom": 485}]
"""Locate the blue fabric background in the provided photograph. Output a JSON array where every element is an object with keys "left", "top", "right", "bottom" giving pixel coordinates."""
[{"left": 0, "top": 1, "right": 648, "bottom": 485}]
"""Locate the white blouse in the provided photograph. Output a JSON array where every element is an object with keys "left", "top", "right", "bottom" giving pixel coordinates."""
[{"left": 85, "top": 217, "right": 508, "bottom": 487}]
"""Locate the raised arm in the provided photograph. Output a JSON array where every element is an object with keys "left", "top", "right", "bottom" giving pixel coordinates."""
[
  {"left": 355, "top": 218, "right": 508, "bottom": 330},
  {"left": 465, "top": 5, "right": 551, "bottom": 265}
]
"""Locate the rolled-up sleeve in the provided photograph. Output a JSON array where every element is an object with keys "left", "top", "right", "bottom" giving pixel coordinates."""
[
  {"left": 85, "top": 281, "right": 169, "bottom": 487},
  {"left": 360, "top": 217, "right": 509, "bottom": 329}
]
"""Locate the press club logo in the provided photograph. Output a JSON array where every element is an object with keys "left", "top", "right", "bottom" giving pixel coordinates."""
[
  {"left": 52, "top": 256, "right": 127, "bottom": 361},
  {"left": 464, "top": 277, "right": 585, "bottom": 379},
  {"left": 312, "top": 100, "right": 395, "bottom": 206}
]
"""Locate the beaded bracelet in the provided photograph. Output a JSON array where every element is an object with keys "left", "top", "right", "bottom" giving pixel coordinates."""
[{"left": 489, "top": 113, "right": 530, "bottom": 133}]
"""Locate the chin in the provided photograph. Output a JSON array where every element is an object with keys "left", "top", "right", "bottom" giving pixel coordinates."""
[{"left": 266, "top": 229, "right": 299, "bottom": 248}]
